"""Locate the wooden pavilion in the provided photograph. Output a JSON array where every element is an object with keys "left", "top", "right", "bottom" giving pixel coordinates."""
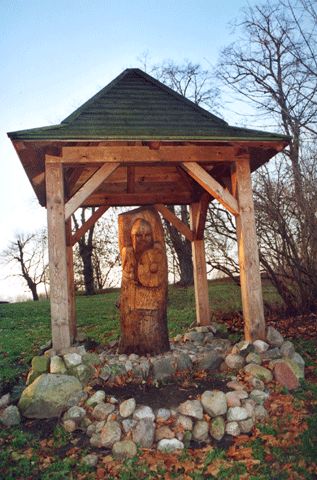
[{"left": 8, "top": 68, "right": 290, "bottom": 352}]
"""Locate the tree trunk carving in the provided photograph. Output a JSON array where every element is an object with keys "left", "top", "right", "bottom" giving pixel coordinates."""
[{"left": 118, "top": 207, "right": 170, "bottom": 355}]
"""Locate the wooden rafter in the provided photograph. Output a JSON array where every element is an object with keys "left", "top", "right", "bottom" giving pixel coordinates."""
[
  {"left": 127, "top": 166, "right": 135, "bottom": 193},
  {"left": 64, "top": 163, "right": 119, "bottom": 220},
  {"left": 154, "top": 204, "right": 194, "bottom": 242},
  {"left": 182, "top": 162, "right": 239, "bottom": 216},
  {"left": 71, "top": 206, "right": 110, "bottom": 246}
]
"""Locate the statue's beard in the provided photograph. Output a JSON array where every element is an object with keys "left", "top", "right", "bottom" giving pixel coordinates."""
[{"left": 134, "top": 240, "right": 153, "bottom": 257}]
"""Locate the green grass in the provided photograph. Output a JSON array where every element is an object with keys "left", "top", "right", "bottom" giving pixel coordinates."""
[{"left": 0, "top": 279, "right": 281, "bottom": 392}]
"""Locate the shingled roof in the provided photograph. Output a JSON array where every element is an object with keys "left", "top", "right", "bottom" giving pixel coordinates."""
[{"left": 8, "top": 68, "right": 289, "bottom": 142}]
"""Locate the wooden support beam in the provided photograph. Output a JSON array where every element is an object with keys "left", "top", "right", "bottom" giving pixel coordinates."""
[
  {"left": 65, "top": 219, "right": 77, "bottom": 339},
  {"left": 154, "top": 204, "right": 194, "bottom": 242},
  {"left": 82, "top": 191, "right": 196, "bottom": 206},
  {"left": 62, "top": 145, "right": 237, "bottom": 164},
  {"left": 71, "top": 206, "right": 109, "bottom": 246},
  {"left": 45, "top": 157, "right": 72, "bottom": 351},
  {"left": 64, "top": 162, "right": 119, "bottom": 220},
  {"left": 194, "top": 192, "right": 210, "bottom": 240},
  {"left": 127, "top": 166, "right": 135, "bottom": 193},
  {"left": 233, "top": 158, "right": 266, "bottom": 341},
  {"left": 190, "top": 203, "right": 210, "bottom": 325},
  {"left": 182, "top": 162, "right": 239, "bottom": 216}
]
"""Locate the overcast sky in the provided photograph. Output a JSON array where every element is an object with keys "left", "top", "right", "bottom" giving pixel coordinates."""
[{"left": 0, "top": 0, "right": 259, "bottom": 301}]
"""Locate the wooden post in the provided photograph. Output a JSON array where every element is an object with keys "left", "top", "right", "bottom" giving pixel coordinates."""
[
  {"left": 46, "top": 157, "right": 72, "bottom": 351},
  {"left": 233, "top": 158, "right": 266, "bottom": 341},
  {"left": 66, "top": 219, "right": 77, "bottom": 340},
  {"left": 190, "top": 203, "right": 210, "bottom": 325}
]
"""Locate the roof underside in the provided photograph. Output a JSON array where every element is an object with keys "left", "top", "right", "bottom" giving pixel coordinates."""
[{"left": 8, "top": 68, "right": 290, "bottom": 208}]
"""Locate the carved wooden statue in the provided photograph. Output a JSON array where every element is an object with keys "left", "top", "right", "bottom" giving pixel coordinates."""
[{"left": 118, "top": 207, "right": 170, "bottom": 354}]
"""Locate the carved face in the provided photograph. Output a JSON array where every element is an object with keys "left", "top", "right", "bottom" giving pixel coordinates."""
[{"left": 131, "top": 218, "right": 153, "bottom": 255}]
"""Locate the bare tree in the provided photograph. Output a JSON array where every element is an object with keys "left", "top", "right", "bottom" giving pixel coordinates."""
[
  {"left": 1, "top": 231, "right": 48, "bottom": 301},
  {"left": 217, "top": 0, "right": 317, "bottom": 312},
  {"left": 72, "top": 208, "right": 96, "bottom": 295},
  {"left": 148, "top": 60, "right": 220, "bottom": 285}
]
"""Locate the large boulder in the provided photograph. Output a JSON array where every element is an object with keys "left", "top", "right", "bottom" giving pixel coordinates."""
[{"left": 18, "top": 374, "right": 83, "bottom": 418}]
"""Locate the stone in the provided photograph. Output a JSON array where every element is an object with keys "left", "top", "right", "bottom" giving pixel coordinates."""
[
  {"left": 201, "top": 390, "right": 227, "bottom": 417},
  {"left": 31, "top": 356, "right": 49, "bottom": 373},
  {"left": 226, "top": 391, "right": 244, "bottom": 407},
  {"left": 90, "top": 433, "right": 102, "bottom": 448},
  {"left": 119, "top": 398, "right": 136, "bottom": 418},
  {"left": 261, "top": 348, "right": 281, "bottom": 361},
  {"left": 92, "top": 402, "right": 115, "bottom": 420},
  {"left": 129, "top": 353, "right": 139, "bottom": 361},
  {"left": 155, "top": 408, "right": 171, "bottom": 420},
  {"left": 99, "top": 365, "right": 111, "bottom": 381},
  {"left": 151, "top": 357, "right": 176, "bottom": 382},
  {"left": 239, "top": 417, "right": 254, "bottom": 433},
  {"left": 86, "top": 390, "right": 106, "bottom": 407},
  {"left": 50, "top": 356, "right": 67, "bottom": 374},
  {"left": 210, "top": 416, "right": 225, "bottom": 441},
  {"left": 132, "top": 419, "right": 155, "bottom": 448},
  {"left": 233, "top": 340, "right": 254, "bottom": 357},
  {"left": 242, "top": 399, "right": 256, "bottom": 419},
  {"left": 100, "top": 421, "right": 121, "bottom": 448},
  {"left": 203, "top": 332, "right": 215, "bottom": 344},
  {"left": 175, "top": 353, "right": 192, "bottom": 371},
  {"left": 226, "top": 380, "right": 245, "bottom": 391},
  {"left": 178, "top": 400, "right": 203, "bottom": 420},
  {"left": 291, "top": 352, "right": 305, "bottom": 368},
  {"left": 253, "top": 340, "right": 269, "bottom": 353},
  {"left": 0, "top": 393, "right": 10, "bottom": 409},
  {"left": 250, "top": 390, "right": 269, "bottom": 404},
  {"left": 227, "top": 406, "right": 249, "bottom": 421},
  {"left": 63, "top": 419, "right": 77, "bottom": 432},
  {"left": 204, "top": 338, "right": 231, "bottom": 353},
  {"left": 122, "top": 418, "right": 137, "bottom": 433},
  {"left": 81, "top": 453, "right": 99, "bottom": 467},
  {"left": 195, "top": 351, "right": 223, "bottom": 371},
  {"left": 273, "top": 361, "right": 299, "bottom": 390},
  {"left": 266, "top": 326, "right": 284, "bottom": 347},
  {"left": 157, "top": 438, "right": 184, "bottom": 452},
  {"left": 0, "top": 405, "right": 21, "bottom": 426},
  {"left": 70, "top": 364, "right": 94, "bottom": 385},
  {"left": 184, "top": 331, "right": 205, "bottom": 342},
  {"left": 133, "top": 405, "right": 155, "bottom": 421},
  {"left": 244, "top": 364, "right": 273, "bottom": 383},
  {"left": 249, "top": 377, "right": 265, "bottom": 391},
  {"left": 280, "top": 341, "right": 295, "bottom": 358},
  {"left": 254, "top": 405, "right": 268, "bottom": 420},
  {"left": 155, "top": 426, "right": 175, "bottom": 441},
  {"left": 18, "top": 374, "right": 83, "bottom": 418},
  {"left": 192, "top": 420, "right": 209, "bottom": 442},
  {"left": 226, "top": 421, "right": 240, "bottom": 436},
  {"left": 63, "top": 353, "right": 82, "bottom": 369},
  {"left": 95, "top": 420, "right": 106, "bottom": 433},
  {"left": 176, "top": 414, "right": 193, "bottom": 431},
  {"left": 87, "top": 424, "right": 97, "bottom": 437},
  {"left": 63, "top": 405, "right": 86, "bottom": 424},
  {"left": 82, "top": 353, "right": 101, "bottom": 366},
  {"left": 112, "top": 440, "right": 137, "bottom": 460},
  {"left": 225, "top": 354, "right": 245, "bottom": 370},
  {"left": 26, "top": 370, "right": 41, "bottom": 385},
  {"left": 125, "top": 360, "right": 133, "bottom": 372},
  {"left": 133, "top": 360, "right": 150, "bottom": 380},
  {"left": 246, "top": 352, "right": 261, "bottom": 364}
]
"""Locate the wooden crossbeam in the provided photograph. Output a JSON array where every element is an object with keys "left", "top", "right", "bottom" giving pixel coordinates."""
[
  {"left": 62, "top": 145, "right": 237, "bottom": 164},
  {"left": 127, "top": 166, "right": 135, "bottom": 193},
  {"left": 154, "top": 204, "right": 194, "bottom": 242},
  {"left": 64, "top": 163, "right": 119, "bottom": 220},
  {"left": 71, "top": 206, "right": 110, "bottom": 246},
  {"left": 182, "top": 162, "right": 239, "bottom": 216},
  {"left": 82, "top": 191, "right": 195, "bottom": 206}
]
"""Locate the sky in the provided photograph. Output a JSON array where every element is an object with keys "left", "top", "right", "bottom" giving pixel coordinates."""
[{"left": 0, "top": 0, "right": 258, "bottom": 301}]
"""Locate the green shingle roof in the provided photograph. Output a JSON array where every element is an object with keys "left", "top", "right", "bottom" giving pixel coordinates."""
[{"left": 8, "top": 68, "right": 289, "bottom": 142}]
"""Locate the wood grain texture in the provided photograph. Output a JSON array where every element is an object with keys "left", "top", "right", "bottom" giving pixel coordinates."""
[
  {"left": 46, "top": 158, "right": 72, "bottom": 350},
  {"left": 234, "top": 158, "right": 265, "bottom": 341},
  {"left": 71, "top": 206, "right": 109, "bottom": 246},
  {"left": 118, "top": 207, "right": 170, "bottom": 354},
  {"left": 154, "top": 204, "right": 194, "bottom": 241},
  {"left": 64, "top": 162, "right": 119, "bottom": 220},
  {"left": 182, "top": 162, "right": 239, "bottom": 216},
  {"left": 190, "top": 203, "right": 210, "bottom": 325}
]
